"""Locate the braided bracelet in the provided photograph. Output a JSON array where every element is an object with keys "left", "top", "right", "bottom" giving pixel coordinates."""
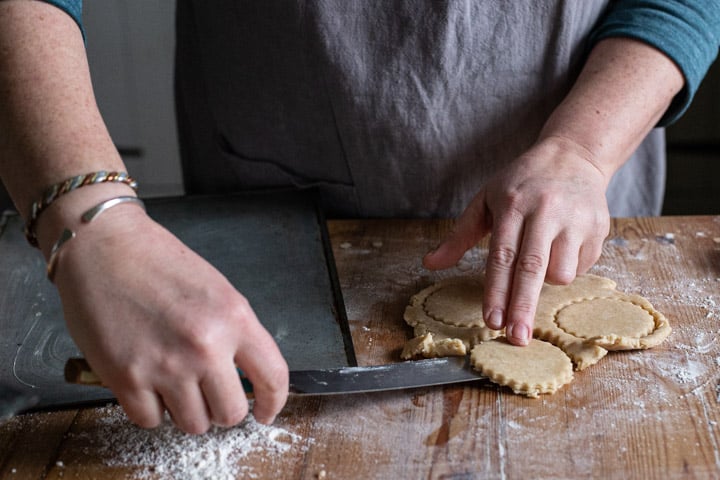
[
  {"left": 46, "top": 195, "right": 145, "bottom": 282},
  {"left": 25, "top": 171, "right": 138, "bottom": 248}
]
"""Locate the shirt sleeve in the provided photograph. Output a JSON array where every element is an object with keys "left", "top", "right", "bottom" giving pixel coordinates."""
[
  {"left": 39, "top": 0, "right": 84, "bottom": 39},
  {"left": 588, "top": 0, "right": 720, "bottom": 126}
]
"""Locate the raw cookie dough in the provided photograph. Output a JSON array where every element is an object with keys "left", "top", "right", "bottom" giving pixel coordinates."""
[
  {"left": 403, "top": 277, "right": 502, "bottom": 348},
  {"left": 400, "top": 333, "right": 467, "bottom": 359},
  {"left": 403, "top": 274, "right": 671, "bottom": 396},
  {"left": 534, "top": 274, "right": 671, "bottom": 370},
  {"left": 470, "top": 338, "right": 574, "bottom": 398}
]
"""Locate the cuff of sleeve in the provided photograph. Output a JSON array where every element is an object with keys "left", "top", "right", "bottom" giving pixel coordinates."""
[{"left": 588, "top": 0, "right": 720, "bottom": 126}]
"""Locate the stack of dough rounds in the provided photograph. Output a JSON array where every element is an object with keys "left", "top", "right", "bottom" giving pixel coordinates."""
[{"left": 402, "top": 274, "right": 671, "bottom": 398}]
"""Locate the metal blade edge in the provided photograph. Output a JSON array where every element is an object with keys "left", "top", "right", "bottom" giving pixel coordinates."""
[{"left": 288, "top": 356, "right": 489, "bottom": 395}]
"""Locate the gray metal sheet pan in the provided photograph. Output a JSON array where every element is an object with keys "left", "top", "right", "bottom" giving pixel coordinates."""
[{"left": 0, "top": 189, "right": 355, "bottom": 411}]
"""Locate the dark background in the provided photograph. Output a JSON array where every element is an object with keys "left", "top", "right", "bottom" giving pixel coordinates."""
[{"left": 663, "top": 60, "right": 720, "bottom": 215}]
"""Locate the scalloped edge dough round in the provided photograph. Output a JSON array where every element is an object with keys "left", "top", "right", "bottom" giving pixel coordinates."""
[
  {"left": 470, "top": 338, "right": 574, "bottom": 398},
  {"left": 403, "top": 277, "right": 501, "bottom": 347},
  {"left": 585, "top": 293, "right": 672, "bottom": 351},
  {"left": 533, "top": 274, "right": 671, "bottom": 369},
  {"left": 555, "top": 297, "right": 655, "bottom": 339}
]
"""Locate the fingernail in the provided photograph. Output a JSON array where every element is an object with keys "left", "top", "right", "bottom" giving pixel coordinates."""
[
  {"left": 256, "top": 415, "right": 276, "bottom": 425},
  {"left": 486, "top": 309, "right": 503, "bottom": 329},
  {"left": 508, "top": 324, "right": 530, "bottom": 345}
]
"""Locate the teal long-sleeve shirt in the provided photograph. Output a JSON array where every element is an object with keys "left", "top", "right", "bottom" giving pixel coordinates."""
[
  {"left": 589, "top": 0, "right": 720, "bottom": 125},
  {"left": 36, "top": 0, "right": 720, "bottom": 126}
]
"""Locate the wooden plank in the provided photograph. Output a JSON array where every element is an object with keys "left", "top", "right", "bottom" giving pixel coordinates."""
[
  {"left": 326, "top": 217, "right": 720, "bottom": 479},
  {"left": 0, "top": 216, "right": 718, "bottom": 479},
  {"left": 0, "top": 410, "right": 77, "bottom": 479}
]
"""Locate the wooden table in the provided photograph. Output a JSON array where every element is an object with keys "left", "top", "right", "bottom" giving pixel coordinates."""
[{"left": 1, "top": 216, "right": 719, "bottom": 479}]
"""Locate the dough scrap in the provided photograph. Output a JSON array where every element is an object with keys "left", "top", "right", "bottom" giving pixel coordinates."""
[
  {"left": 403, "top": 277, "right": 501, "bottom": 347},
  {"left": 400, "top": 333, "right": 467, "bottom": 359},
  {"left": 470, "top": 338, "right": 573, "bottom": 398}
]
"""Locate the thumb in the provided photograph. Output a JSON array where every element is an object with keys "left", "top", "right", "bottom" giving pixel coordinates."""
[{"left": 423, "top": 192, "right": 491, "bottom": 270}]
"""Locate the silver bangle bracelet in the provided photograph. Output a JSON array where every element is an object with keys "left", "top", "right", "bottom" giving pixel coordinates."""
[
  {"left": 81, "top": 196, "right": 145, "bottom": 223},
  {"left": 25, "top": 171, "right": 139, "bottom": 248},
  {"left": 46, "top": 229, "right": 75, "bottom": 282},
  {"left": 46, "top": 195, "right": 146, "bottom": 282}
]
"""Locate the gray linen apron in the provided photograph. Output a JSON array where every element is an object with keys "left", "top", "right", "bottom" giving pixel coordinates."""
[{"left": 175, "top": 0, "right": 666, "bottom": 218}]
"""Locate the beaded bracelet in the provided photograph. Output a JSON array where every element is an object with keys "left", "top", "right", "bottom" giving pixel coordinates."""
[
  {"left": 46, "top": 195, "right": 146, "bottom": 282},
  {"left": 25, "top": 171, "right": 138, "bottom": 248}
]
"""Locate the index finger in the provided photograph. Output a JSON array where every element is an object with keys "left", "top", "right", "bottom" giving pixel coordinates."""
[
  {"left": 233, "top": 319, "right": 289, "bottom": 425},
  {"left": 503, "top": 219, "right": 555, "bottom": 345}
]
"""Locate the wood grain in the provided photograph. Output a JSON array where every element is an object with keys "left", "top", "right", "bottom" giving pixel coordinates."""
[{"left": 1, "top": 216, "right": 719, "bottom": 479}]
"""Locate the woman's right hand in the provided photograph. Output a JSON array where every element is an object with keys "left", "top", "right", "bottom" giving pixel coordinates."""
[{"left": 49, "top": 202, "right": 289, "bottom": 434}]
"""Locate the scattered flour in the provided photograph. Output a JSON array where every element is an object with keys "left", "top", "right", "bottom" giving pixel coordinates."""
[
  {"left": 664, "top": 359, "right": 708, "bottom": 385},
  {"left": 70, "top": 405, "right": 305, "bottom": 480}
]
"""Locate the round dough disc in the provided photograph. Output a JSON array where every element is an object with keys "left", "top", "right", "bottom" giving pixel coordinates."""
[
  {"left": 470, "top": 338, "right": 573, "bottom": 398},
  {"left": 424, "top": 282, "right": 484, "bottom": 327},
  {"left": 555, "top": 297, "right": 655, "bottom": 339}
]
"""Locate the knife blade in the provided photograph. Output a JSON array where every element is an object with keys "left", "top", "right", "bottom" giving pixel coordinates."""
[
  {"left": 65, "top": 357, "right": 490, "bottom": 395},
  {"left": 286, "top": 356, "right": 489, "bottom": 395},
  {"left": 0, "top": 384, "right": 39, "bottom": 424}
]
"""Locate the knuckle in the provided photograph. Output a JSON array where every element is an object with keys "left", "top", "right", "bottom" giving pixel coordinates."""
[
  {"left": 214, "top": 404, "right": 249, "bottom": 427},
  {"left": 130, "top": 413, "right": 162, "bottom": 430},
  {"left": 187, "top": 335, "right": 216, "bottom": 362},
  {"left": 117, "top": 363, "right": 148, "bottom": 391},
  {"left": 546, "top": 268, "right": 575, "bottom": 285},
  {"left": 517, "top": 252, "right": 546, "bottom": 275},
  {"left": 488, "top": 246, "right": 517, "bottom": 269},
  {"left": 229, "top": 295, "right": 255, "bottom": 322},
  {"left": 257, "top": 364, "right": 290, "bottom": 400},
  {"left": 586, "top": 210, "right": 610, "bottom": 238},
  {"left": 509, "top": 300, "right": 536, "bottom": 319},
  {"left": 534, "top": 190, "right": 560, "bottom": 209},
  {"left": 578, "top": 244, "right": 603, "bottom": 273},
  {"left": 181, "top": 323, "right": 227, "bottom": 362},
  {"left": 179, "top": 418, "right": 211, "bottom": 435},
  {"left": 483, "top": 286, "right": 509, "bottom": 306},
  {"left": 514, "top": 301, "right": 534, "bottom": 316},
  {"left": 120, "top": 401, "right": 162, "bottom": 429},
  {"left": 503, "top": 190, "right": 524, "bottom": 210},
  {"left": 155, "top": 354, "right": 186, "bottom": 378}
]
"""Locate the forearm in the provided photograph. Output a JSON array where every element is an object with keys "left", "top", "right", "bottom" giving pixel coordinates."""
[
  {"left": 539, "top": 37, "right": 684, "bottom": 184},
  {"left": 0, "top": 0, "right": 127, "bottom": 253}
]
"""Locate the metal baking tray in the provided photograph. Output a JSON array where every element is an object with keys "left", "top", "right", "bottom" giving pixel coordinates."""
[{"left": 0, "top": 189, "right": 355, "bottom": 410}]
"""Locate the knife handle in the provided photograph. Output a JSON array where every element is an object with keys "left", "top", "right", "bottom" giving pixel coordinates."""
[
  {"left": 64, "top": 358, "right": 102, "bottom": 386},
  {"left": 64, "top": 358, "right": 255, "bottom": 397}
]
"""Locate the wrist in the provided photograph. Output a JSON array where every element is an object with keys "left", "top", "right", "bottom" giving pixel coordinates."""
[
  {"left": 35, "top": 182, "right": 140, "bottom": 259},
  {"left": 531, "top": 134, "right": 612, "bottom": 188}
]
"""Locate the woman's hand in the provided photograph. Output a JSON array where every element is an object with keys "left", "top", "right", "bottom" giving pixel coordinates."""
[
  {"left": 423, "top": 136, "right": 610, "bottom": 346},
  {"left": 424, "top": 37, "right": 684, "bottom": 346},
  {"left": 53, "top": 206, "right": 288, "bottom": 434}
]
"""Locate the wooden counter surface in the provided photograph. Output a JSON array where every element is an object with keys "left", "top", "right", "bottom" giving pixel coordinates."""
[{"left": 1, "top": 216, "right": 719, "bottom": 479}]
